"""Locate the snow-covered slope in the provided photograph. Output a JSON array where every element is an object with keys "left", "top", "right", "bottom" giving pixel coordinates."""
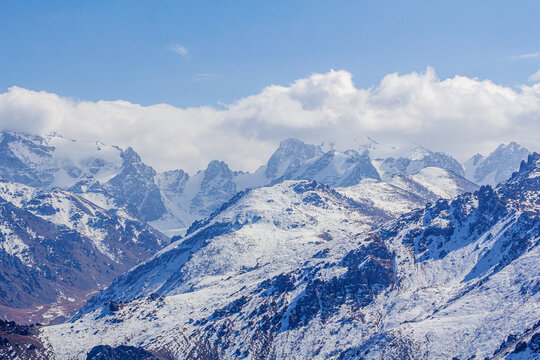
[
  {"left": 387, "top": 166, "right": 479, "bottom": 202},
  {"left": 464, "top": 142, "right": 530, "bottom": 186},
  {"left": 375, "top": 143, "right": 465, "bottom": 179},
  {"left": 356, "top": 140, "right": 478, "bottom": 202},
  {"left": 336, "top": 178, "right": 426, "bottom": 217},
  {"left": 0, "top": 130, "right": 123, "bottom": 189},
  {"left": 274, "top": 149, "right": 380, "bottom": 187},
  {"left": 40, "top": 153, "right": 540, "bottom": 359},
  {"left": 73, "top": 180, "right": 397, "bottom": 314},
  {"left": 0, "top": 180, "right": 168, "bottom": 325}
]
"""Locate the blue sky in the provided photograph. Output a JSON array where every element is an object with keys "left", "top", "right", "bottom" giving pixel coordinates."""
[{"left": 2, "top": 1, "right": 540, "bottom": 107}]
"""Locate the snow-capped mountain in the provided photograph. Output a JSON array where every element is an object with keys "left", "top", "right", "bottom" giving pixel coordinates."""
[
  {"left": 153, "top": 139, "right": 383, "bottom": 234},
  {"left": 0, "top": 130, "right": 526, "bottom": 239},
  {"left": 0, "top": 180, "right": 167, "bottom": 325},
  {"left": 374, "top": 143, "right": 465, "bottom": 179},
  {"left": 274, "top": 149, "right": 381, "bottom": 187},
  {"left": 356, "top": 138, "right": 478, "bottom": 201},
  {"left": 464, "top": 142, "right": 530, "bottom": 186},
  {"left": 154, "top": 138, "right": 474, "bottom": 234},
  {"left": 72, "top": 180, "right": 405, "bottom": 315},
  {"left": 38, "top": 153, "right": 540, "bottom": 359},
  {"left": 0, "top": 130, "right": 123, "bottom": 189},
  {"left": 152, "top": 160, "right": 261, "bottom": 234},
  {"left": 0, "top": 130, "right": 167, "bottom": 223},
  {"left": 97, "top": 147, "right": 167, "bottom": 222},
  {"left": 264, "top": 138, "right": 323, "bottom": 180}
]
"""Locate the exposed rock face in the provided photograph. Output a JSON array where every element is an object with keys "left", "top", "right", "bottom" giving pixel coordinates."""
[
  {"left": 189, "top": 160, "right": 238, "bottom": 219},
  {"left": 265, "top": 138, "right": 323, "bottom": 180},
  {"left": 0, "top": 320, "right": 46, "bottom": 360},
  {"left": 86, "top": 345, "right": 160, "bottom": 360},
  {"left": 0, "top": 180, "right": 167, "bottom": 324},
  {"left": 103, "top": 147, "right": 167, "bottom": 222}
]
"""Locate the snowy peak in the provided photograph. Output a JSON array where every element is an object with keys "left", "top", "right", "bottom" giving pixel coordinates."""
[
  {"left": 0, "top": 130, "right": 124, "bottom": 189},
  {"left": 265, "top": 138, "right": 323, "bottom": 179},
  {"left": 0, "top": 130, "right": 57, "bottom": 187},
  {"left": 277, "top": 149, "right": 381, "bottom": 187},
  {"left": 120, "top": 146, "right": 142, "bottom": 164},
  {"left": 378, "top": 144, "right": 465, "bottom": 179},
  {"left": 0, "top": 131, "right": 169, "bottom": 224},
  {"left": 156, "top": 169, "right": 189, "bottom": 195},
  {"left": 355, "top": 135, "right": 397, "bottom": 159},
  {"left": 102, "top": 147, "right": 166, "bottom": 222},
  {"left": 386, "top": 166, "right": 479, "bottom": 202},
  {"left": 190, "top": 160, "right": 238, "bottom": 217},
  {"left": 464, "top": 142, "right": 531, "bottom": 186},
  {"left": 202, "top": 160, "right": 234, "bottom": 182}
]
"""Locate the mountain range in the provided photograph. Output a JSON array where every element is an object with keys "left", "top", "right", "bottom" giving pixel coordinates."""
[
  {"left": 34, "top": 152, "right": 540, "bottom": 359},
  {"left": 1, "top": 131, "right": 528, "bottom": 236},
  {"left": 0, "top": 129, "right": 537, "bottom": 359}
]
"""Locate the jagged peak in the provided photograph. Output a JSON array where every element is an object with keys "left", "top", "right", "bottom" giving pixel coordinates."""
[
  {"left": 161, "top": 168, "right": 189, "bottom": 178},
  {"left": 277, "top": 138, "right": 309, "bottom": 148},
  {"left": 206, "top": 159, "right": 230, "bottom": 170},
  {"left": 484, "top": 142, "right": 529, "bottom": 160},
  {"left": 203, "top": 160, "right": 233, "bottom": 179},
  {"left": 265, "top": 138, "right": 322, "bottom": 179},
  {"left": 120, "top": 146, "right": 142, "bottom": 164},
  {"left": 466, "top": 153, "right": 484, "bottom": 163},
  {"left": 495, "top": 141, "right": 526, "bottom": 152},
  {"left": 509, "top": 152, "right": 540, "bottom": 181}
]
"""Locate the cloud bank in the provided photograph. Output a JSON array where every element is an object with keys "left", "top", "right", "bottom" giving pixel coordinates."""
[{"left": 1, "top": 67, "right": 539, "bottom": 173}]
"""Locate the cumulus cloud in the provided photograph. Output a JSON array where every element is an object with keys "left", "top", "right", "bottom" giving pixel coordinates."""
[
  {"left": 169, "top": 43, "right": 188, "bottom": 57},
  {"left": 0, "top": 67, "right": 539, "bottom": 173}
]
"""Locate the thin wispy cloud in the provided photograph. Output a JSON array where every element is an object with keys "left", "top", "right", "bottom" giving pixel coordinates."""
[
  {"left": 193, "top": 73, "right": 221, "bottom": 82},
  {"left": 169, "top": 43, "right": 189, "bottom": 57},
  {"left": 509, "top": 51, "right": 540, "bottom": 60},
  {"left": 529, "top": 69, "right": 540, "bottom": 82}
]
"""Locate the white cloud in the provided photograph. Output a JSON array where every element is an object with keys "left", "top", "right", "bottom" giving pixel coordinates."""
[
  {"left": 169, "top": 43, "right": 188, "bottom": 57},
  {"left": 509, "top": 51, "right": 540, "bottom": 60},
  {"left": 529, "top": 69, "right": 540, "bottom": 83},
  {"left": 193, "top": 73, "right": 221, "bottom": 82},
  {"left": 0, "top": 67, "right": 539, "bottom": 173}
]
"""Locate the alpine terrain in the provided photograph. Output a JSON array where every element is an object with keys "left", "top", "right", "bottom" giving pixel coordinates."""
[{"left": 34, "top": 152, "right": 540, "bottom": 359}]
